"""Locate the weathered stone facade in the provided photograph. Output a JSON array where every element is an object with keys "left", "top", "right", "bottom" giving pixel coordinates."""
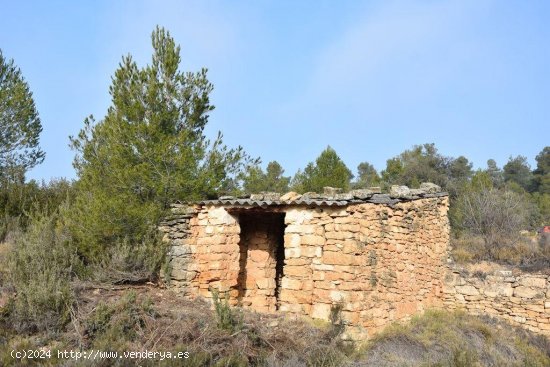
[
  {"left": 160, "top": 185, "right": 450, "bottom": 339},
  {"left": 443, "top": 263, "right": 550, "bottom": 335}
]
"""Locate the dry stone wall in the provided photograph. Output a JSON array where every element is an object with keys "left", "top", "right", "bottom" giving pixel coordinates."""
[
  {"left": 160, "top": 189, "right": 450, "bottom": 340},
  {"left": 280, "top": 197, "right": 450, "bottom": 338},
  {"left": 159, "top": 188, "right": 550, "bottom": 340},
  {"left": 443, "top": 264, "right": 550, "bottom": 336},
  {"left": 159, "top": 205, "right": 241, "bottom": 299}
]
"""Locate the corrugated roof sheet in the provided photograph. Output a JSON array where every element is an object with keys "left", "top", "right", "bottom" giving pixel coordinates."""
[{"left": 197, "top": 198, "right": 350, "bottom": 207}]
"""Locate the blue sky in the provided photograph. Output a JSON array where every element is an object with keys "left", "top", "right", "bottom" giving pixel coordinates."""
[{"left": 1, "top": 0, "right": 548, "bottom": 181}]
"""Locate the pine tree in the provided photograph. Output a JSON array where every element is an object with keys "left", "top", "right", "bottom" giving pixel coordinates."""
[
  {"left": 354, "top": 162, "right": 380, "bottom": 188},
  {"left": 241, "top": 161, "right": 290, "bottom": 193},
  {"left": 533, "top": 147, "right": 550, "bottom": 194},
  {"left": 503, "top": 155, "right": 532, "bottom": 191},
  {"left": 69, "top": 27, "right": 253, "bottom": 257},
  {"left": 293, "top": 146, "right": 352, "bottom": 193},
  {"left": 0, "top": 50, "right": 44, "bottom": 182}
]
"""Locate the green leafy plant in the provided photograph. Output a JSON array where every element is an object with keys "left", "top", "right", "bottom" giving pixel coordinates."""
[{"left": 211, "top": 289, "right": 242, "bottom": 334}]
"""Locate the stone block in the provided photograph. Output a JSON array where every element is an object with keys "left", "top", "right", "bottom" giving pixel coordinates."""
[
  {"left": 519, "top": 277, "right": 546, "bottom": 288},
  {"left": 389, "top": 185, "right": 411, "bottom": 198},
  {"left": 280, "top": 191, "right": 302, "bottom": 201},
  {"left": 280, "top": 289, "right": 312, "bottom": 304},
  {"left": 169, "top": 245, "right": 193, "bottom": 257},
  {"left": 285, "top": 247, "right": 301, "bottom": 258},
  {"left": 420, "top": 182, "right": 441, "bottom": 193},
  {"left": 323, "top": 187, "right": 343, "bottom": 196},
  {"left": 256, "top": 278, "right": 276, "bottom": 289},
  {"left": 455, "top": 285, "right": 479, "bottom": 296},
  {"left": 278, "top": 303, "right": 303, "bottom": 313},
  {"left": 285, "top": 257, "right": 311, "bottom": 266},
  {"left": 330, "top": 290, "right": 347, "bottom": 302},
  {"left": 322, "top": 252, "right": 358, "bottom": 266},
  {"left": 248, "top": 249, "right": 270, "bottom": 262},
  {"left": 349, "top": 189, "right": 375, "bottom": 199},
  {"left": 301, "top": 246, "right": 322, "bottom": 258},
  {"left": 311, "top": 303, "right": 331, "bottom": 320},
  {"left": 312, "top": 264, "right": 334, "bottom": 271},
  {"left": 301, "top": 235, "right": 325, "bottom": 246},
  {"left": 285, "top": 209, "right": 313, "bottom": 224},
  {"left": 284, "top": 233, "right": 301, "bottom": 247},
  {"left": 208, "top": 207, "right": 237, "bottom": 225},
  {"left": 496, "top": 283, "right": 513, "bottom": 297},
  {"left": 286, "top": 224, "right": 316, "bottom": 234},
  {"left": 514, "top": 286, "right": 542, "bottom": 299},
  {"left": 285, "top": 265, "right": 312, "bottom": 277},
  {"left": 281, "top": 277, "right": 302, "bottom": 290}
]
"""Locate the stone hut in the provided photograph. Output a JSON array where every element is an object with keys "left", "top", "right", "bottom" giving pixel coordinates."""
[{"left": 160, "top": 183, "right": 450, "bottom": 339}]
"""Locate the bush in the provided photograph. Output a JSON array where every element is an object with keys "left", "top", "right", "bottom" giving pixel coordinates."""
[
  {"left": 6, "top": 207, "right": 77, "bottom": 332},
  {"left": 458, "top": 188, "right": 529, "bottom": 248},
  {"left": 305, "top": 345, "right": 349, "bottom": 367},
  {"left": 0, "top": 179, "right": 74, "bottom": 242},
  {"left": 451, "top": 187, "right": 549, "bottom": 265},
  {"left": 90, "top": 229, "right": 167, "bottom": 284},
  {"left": 211, "top": 289, "right": 242, "bottom": 334},
  {"left": 451, "top": 233, "right": 545, "bottom": 266},
  {"left": 84, "top": 291, "right": 156, "bottom": 350}
]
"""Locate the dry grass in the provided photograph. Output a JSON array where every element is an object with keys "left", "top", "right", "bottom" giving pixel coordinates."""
[
  {"left": 1, "top": 285, "right": 549, "bottom": 366},
  {"left": 358, "top": 309, "right": 550, "bottom": 367},
  {"left": 2, "top": 284, "right": 353, "bottom": 366}
]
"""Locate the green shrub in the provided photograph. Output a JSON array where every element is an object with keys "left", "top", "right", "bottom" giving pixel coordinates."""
[
  {"left": 211, "top": 289, "right": 242, "bottom": 334},
  {"left": 7, "top": 208, "right": 77, "bottom": 332},
  {"left": 89, "top": 229, "right": 167, "bottom": 284},
  {"left": 0, "top": 179, "right": 74, "bottom": 242}
]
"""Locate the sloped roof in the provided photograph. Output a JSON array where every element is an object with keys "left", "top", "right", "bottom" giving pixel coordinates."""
[{"left": 175, "top": 185, "right": 448, "bottom": 209}]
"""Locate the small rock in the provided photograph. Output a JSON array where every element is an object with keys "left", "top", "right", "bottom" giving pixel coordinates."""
[
  {"left": 408, "top": 189, "right": 424, "bottom": 196},
  {"left": 456, "top": 285, "right": 479, "bottom": 296},
  {"left": 323, "top": 187, "right": 343, "bottom": 196},
  {"left": 302, "top": 192, "right": 323, "bottom": 200},
  {"left": 280, "top": 191, "right": 302, "bottom": 201},
  {"left": 349, "top": 189, "right": 375, "bottom": 199},
  {"left": 514, "top": 286, "right": 542, "bottom": 299},
  {"left": 219, "top": 195, "right": 235, "bottom": 200},
  {"left": 261, "top": 192, "right": 281, "bottom": 201},
  {"left": 390, "top": 185, "right": 411, "bottom": 198},
  {"left": 335, "top": 193, "right": 353, "bottom": 200},
  {"left": 419, "top": 182, "right": 441, "bottom": 193},
  {"left": 519, "top": 277, "right": 546, "bottom": 288},
  {"left": 250, "top": 193, "right": 264, "bottom": 200}
]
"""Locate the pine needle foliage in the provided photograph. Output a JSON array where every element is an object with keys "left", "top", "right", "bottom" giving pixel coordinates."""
[{"left": 68, "top": 27, "right": 254, "bottom": 261}]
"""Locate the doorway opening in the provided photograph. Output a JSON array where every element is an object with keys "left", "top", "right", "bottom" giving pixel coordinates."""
[{"left": 236, "top": 211, "right": 285, "bottom": 312}]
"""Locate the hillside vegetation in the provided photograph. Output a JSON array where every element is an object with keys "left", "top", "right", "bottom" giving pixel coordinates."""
[{"left": 1, "top": 285, "right": 549, "bottom": 367}]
